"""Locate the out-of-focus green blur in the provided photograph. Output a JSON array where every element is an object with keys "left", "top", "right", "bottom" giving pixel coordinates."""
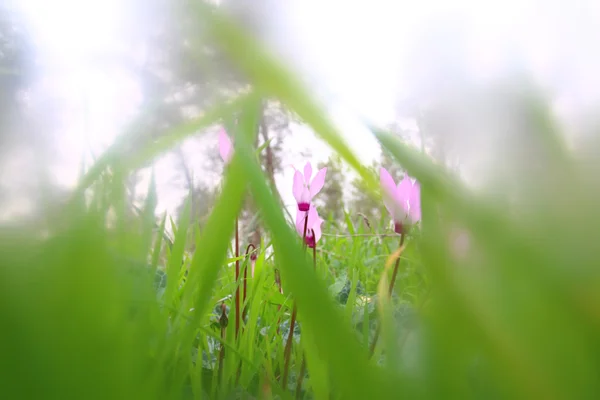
[{"left": 2, "top": 2, "right": 600, "bottom": 400}]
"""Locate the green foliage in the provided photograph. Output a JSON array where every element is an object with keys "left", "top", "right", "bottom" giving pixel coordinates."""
[
  {"left": 316, "top": 155, "right": 346, "bottom": 222},
  {"left": 2, "top": 3, "right": 600, "bottom": 400},
  {"left": 349, "top": 160, "right": 385, "bottom": 229}
]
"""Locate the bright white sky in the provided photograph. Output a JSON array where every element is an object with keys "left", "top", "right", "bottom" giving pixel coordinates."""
[{"left": 7, "top": 0, "right": 600, "bottom": 220}]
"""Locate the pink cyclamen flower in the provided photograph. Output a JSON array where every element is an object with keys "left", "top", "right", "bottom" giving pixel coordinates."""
[
  {"left": 292, "top": 162, "right": 327, "bottom": 211},
  {"left": 218, "top": 129, "right": 233, "bottom": 163},
  {"left": 380, "top": 167, "right": 421, "bottom": 234},
  {"left": 295, "top": 207, "right": 324, "bottom": 248}
]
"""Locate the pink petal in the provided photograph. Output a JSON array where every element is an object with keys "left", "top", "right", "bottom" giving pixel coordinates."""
[
  {"left": 296, "top": 207, "right": 321, "bottom": 238},
  {"left": 313, "top": 217, "right": 324, "bottom": 244},
  {"left": 292, "top": 170, "right": 304, "bottom": 204},
  {"left": 218, "top": 129, "right": 233, "bottom": 163},
  {"left": 408, "top": 180, "right": 421, "bottom": 223},
  {"left": 380, "top": 168, "right": 397, "bottom": 197},
  {"left": 380, "top": 168, "right": 405, "bottom": 221},
  {"left": 397, "top": 176, "right": 413, "bottom": 202},
  {"left": 309, "top": 167, "right": 327, "bottom": 197},
  {"left": 303, "top": 162, "right": 312, "bottom": 183},
  {"left": 306, "top": 206, "right": 319, "bottom": 229},
  {"left": 300, "top": 187, "right": 311, "bottom": 205},
  {"left": 295, "top": 209, "right": 307, "bottom": 236}
]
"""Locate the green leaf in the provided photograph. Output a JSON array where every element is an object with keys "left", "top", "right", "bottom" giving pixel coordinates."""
[
  {"left": 165, "top": 195, "right": 191, "bottom": 304},
  {"left": 256, "top": 136, "right": 274, "bottom": 155},
  {"left": 344, "top": 211, "right": 356, "bottom": 235}
]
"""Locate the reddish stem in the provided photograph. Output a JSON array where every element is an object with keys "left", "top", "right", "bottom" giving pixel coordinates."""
[
  {"left": 295, "top": 234, "right": 317, "bottom": 396},
  {"left": 282, "top": 304, "right": 298, "bottom": 389},
  {"left": 282, "top": 211, "right": 309, "bottom": 389},
  {"left": 275, "top": 269, "right": 283, "bottom": 334},
  {"left": 243, "top": 244, "right": 256, "bottom": 321},
  {"left": 302, "top": 215, "right": 308, "bottom": 245},
  {"left": 218, "top": 302, "right": 227, "bottom": 384},
  {"left": 388, "top": 234, "right": 405, "bottom": 295},
  {"left": 369, "top": 233, "right": 404, "bottom": 358}
]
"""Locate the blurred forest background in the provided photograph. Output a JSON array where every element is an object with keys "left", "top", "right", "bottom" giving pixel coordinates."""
[{"left": 2, "top": 0, "right": 600, "bottom": 244}]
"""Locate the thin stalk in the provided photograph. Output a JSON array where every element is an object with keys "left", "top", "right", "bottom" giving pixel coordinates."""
[
  {"left": 235, "top": 217, "right": 240, "bottom": 340},
  {"left": 275, "top": 269, "right": 283, "bottom": 294},
  {"left": 295, "top": 234, "right": 317, "bottom": 398},
  {"left": 302, "top": 212, "right": 309, "bottom": 247},
  {"left": 282, "top": 211, "right": 309, "bottom": 389},
  {"left": 275, "top": 269, "right": 283, "bottom": 335},
  {"left": 369, "top": 233, "right": 405, "bottom": 358},
  {"left": 282, "top": 304, "right": 298, "bottom": 389},
  {"left": 218, "top": 302, "right": 228, "bottom": 384},
  {"left": 236, "top": 244, "right": 256, "bottom": 385},
  {"left": 388, "top": 234, "right": 405, "bottom": 295},
  {"left": 243, "top": 243, "right": 256, "bottom": 321}
]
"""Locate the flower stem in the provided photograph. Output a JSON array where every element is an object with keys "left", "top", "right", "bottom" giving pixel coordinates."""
[
  {"left": 388, "top": 234, "right": 405, "bottom": 295},
  {"left": 236, "top": 244, "right": 257, "bottom": 385},
  {"left": 302, "top": 212, "right": 309, "bottom": 244},
  {"left": 275, "top": 268, "right": 283, "bottom": 335},
  {"left": 235, "top": 217, "right": 240, "bottom": 340},
  {"left": 369, "top": 233, "right": 405, "bottom": 358},
  {"left": 243, "top": 244, "right": 256, "bottom": 321},
  {"left": 295, "top": 236, "right": 317, "bottom": 397},
  {"left": 282, "top": 304, "right": 298, "bottom": 389},
  {"left": 218, "top": 302, "right": 228, "bottom": 384},
  {"left": 282, "top": 211, "right": 309, "bottom": 390}
]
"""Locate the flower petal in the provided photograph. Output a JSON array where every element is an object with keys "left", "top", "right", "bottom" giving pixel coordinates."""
[
  {"left": 292, "top": 170, "right": 304, "bottom": 203},
  {"left": 380, "top": 168, "right": 396, "bottom": 192},
  {"left": 295, "top": 209, "right": 307, "bottom": 236},
  {"left": 303, "top": 162, "right": 312, "bottom": 183},
  {"left": 397, "top": 176, "right": 413, "bottom": 203},
  {"left": 300, "top": 187, "right": 311, "bottom": 205},
  {"left": 380, "top": 168, "right": 405, "bottom": 221},
  {"left": 218, "top": 129, "right": 233, "bottom": 163},
  {"left": 313, "top": 217, "right": 324, "bottom": 244},
  {"left": 306, "top": 206, "right": 319, "bottom": 229},
  {"left": 309, "top": 167, "right": 327, "bottom": 197},
  {"left": 408, "top": 180, "right": 421, "bottom": 223}
]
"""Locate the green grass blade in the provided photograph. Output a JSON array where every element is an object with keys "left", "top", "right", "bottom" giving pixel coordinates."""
[{"left": 165, "top": 195, "right": 191, "bottom": 305}]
